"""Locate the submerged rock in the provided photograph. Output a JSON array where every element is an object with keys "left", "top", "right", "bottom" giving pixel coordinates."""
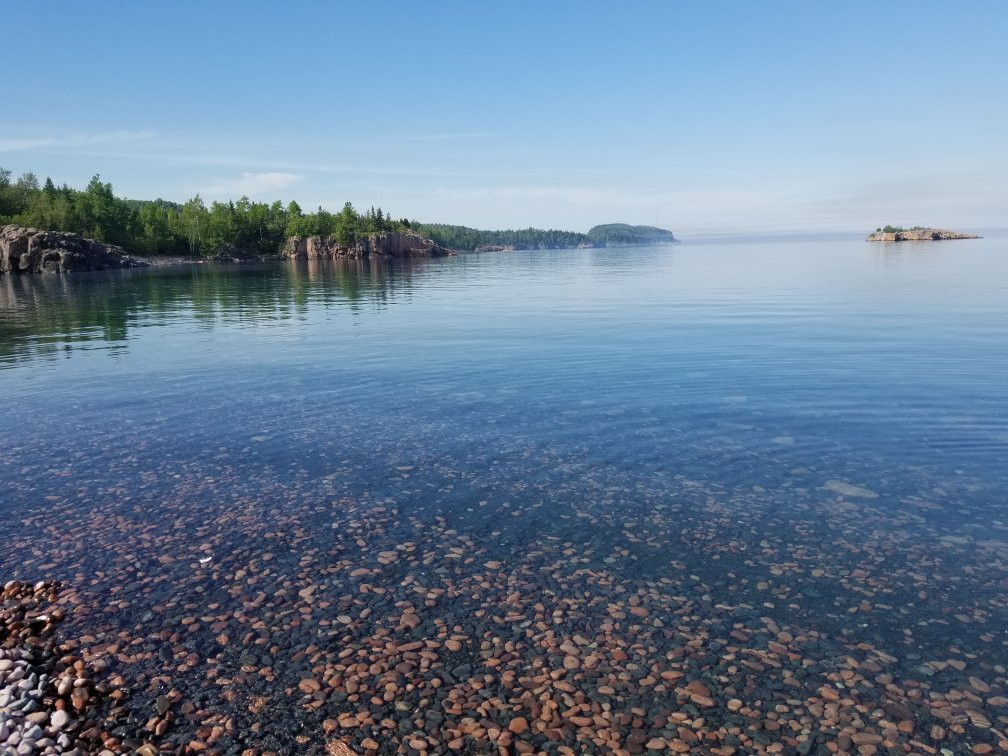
[
  {"left": 0, "top": 224, "right": 146, "bottom": 273},
  {"left": 824, "top": 479, "right": 879, "bottom": 498}
]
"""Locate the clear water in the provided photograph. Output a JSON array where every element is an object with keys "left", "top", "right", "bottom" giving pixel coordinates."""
[{"left": 2, "top": 236, "right": 1007, "bottom": 751}]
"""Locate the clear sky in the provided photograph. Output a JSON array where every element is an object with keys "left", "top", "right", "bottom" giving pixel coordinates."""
[{"left": 2, "top": 1, "right": 1006, "bottom": 235}]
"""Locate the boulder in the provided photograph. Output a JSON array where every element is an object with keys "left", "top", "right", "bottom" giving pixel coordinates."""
[{"left": 0, "top": 225, "right": 146, "bottom": 273}]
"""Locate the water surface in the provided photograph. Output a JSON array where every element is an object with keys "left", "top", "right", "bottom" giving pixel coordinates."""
[{"left": 2, "top": 237, "right": 1007, "bottom": 753}]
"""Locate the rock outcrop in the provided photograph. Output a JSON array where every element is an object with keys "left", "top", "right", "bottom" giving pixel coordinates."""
[
  {"left": 283, "top": 231, "right": 454, "bottom": 261},
  {"left": 209, "top": 244, "right": 278, "bottom": 264},
  {"left": 867, "top": 228, "right": 979, "bottom": 242},
  {"left": 1, "top": 225, "right": 146, "bottom": 273}
]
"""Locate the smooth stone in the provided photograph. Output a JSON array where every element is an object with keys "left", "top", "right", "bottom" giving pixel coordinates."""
[{"left": 51, "top": 709, "right": 70, "bottom": 730}]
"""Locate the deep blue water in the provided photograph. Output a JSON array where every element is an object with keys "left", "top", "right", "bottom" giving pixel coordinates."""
[{"left": 2, "top": 236, "right": 1007, "bottom": 751}]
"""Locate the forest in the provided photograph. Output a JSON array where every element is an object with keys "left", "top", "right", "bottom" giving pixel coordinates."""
[
  {"left": 412, "top": 223, "right": 590, "bottom": 250},
  {"left": 411, "top": 223, "right": 677, "bottom": 250},
  {"left": 0, "top": 168, "right": 675, "bottom": 257},
  {"left": 0, "top": 168, "right": 406, "bottom": 258}
]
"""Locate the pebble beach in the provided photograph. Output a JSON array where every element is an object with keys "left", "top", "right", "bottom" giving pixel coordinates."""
[{"left": 3, "top": 436, "right": 1007, "bottom": 755}]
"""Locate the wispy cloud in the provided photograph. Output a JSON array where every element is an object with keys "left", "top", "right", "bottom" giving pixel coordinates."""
[
  {"left": 0, "top": 129, "right": 158, "bottom": 152},
  {"left": 433, "top": 183, "right": 790, "bottom": 210},
  {"left": 201, "top": 172, "right": 302, "bottom": 198},
  {"left": 398, "top": 132, "right": 502, "bottom": 141}
]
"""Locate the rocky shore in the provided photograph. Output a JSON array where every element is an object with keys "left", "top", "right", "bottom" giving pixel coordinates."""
[
  {"left": 283, "top": 232, "right": 454, "bottom": 261},
  {"left": 0, "top": 581, "right": 154, "bottom": 755},
  {"left": 0, "top": 226, "right": 454, "bottom": 275},
  {"left": 4, "top": 458, "right": 1008, "bottom": 755},
  {"left": 0, "top": 226, "right": 147, "bottom": 274},
  {"left": 867, "top": 228, "right": 979, "bottom": 242}
]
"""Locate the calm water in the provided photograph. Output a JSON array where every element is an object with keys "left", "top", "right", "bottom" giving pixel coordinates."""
[{"left": 2, "top": 237, "right": 1008, "bottom": 752}]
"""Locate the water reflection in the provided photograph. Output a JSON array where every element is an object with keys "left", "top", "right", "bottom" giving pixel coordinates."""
[
  {"left": 2, "top": 239, "right": 1008, "bottom": 752},
  {"left": 0, "top": 258, "right": 443, "bottom": 365}
]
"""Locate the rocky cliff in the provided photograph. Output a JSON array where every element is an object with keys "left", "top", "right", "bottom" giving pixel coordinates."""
[
  {"left": 1, "top": 225, "right": 146, "bottom": 273},
  {"left": 283, "top": 231, "right": 454, "bottom": 260},
  {"left": 867, "top": 228, "right": 979, "bottom": 242}
]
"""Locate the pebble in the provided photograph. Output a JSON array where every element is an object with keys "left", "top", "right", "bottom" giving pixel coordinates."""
[
  {"left": 2, "top": 422, "right": 1005, "bottom": 756},
  {"left": 508, "top": 717, "right": 528, "bottom": 734}
]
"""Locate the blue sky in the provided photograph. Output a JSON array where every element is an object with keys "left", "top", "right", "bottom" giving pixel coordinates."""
[{"left": 2, "top": 1, "right": 1006, "bottom": 235}]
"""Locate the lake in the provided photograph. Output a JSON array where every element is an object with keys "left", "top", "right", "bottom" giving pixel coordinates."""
[{"left": 2, "top": 236, "right": 1007, "bottom": 754}]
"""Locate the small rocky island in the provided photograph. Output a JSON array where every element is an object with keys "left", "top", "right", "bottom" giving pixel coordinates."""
[{"left": 867, "top": 226, "right": 979, "bottom": 242}]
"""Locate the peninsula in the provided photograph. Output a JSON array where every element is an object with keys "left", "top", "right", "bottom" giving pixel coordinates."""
[
  {"left": 867, "top": 226, "right": 980, "bottom": 242},
  {"left": 416, "top": 222, "right": 678, "bottom": 251},
  {"left": 0, "top": 167, "right": 677, "bottom": 272}
]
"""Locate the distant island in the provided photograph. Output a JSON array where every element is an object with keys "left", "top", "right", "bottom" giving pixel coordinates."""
[
  {"left": 414, "top": 222, "right": 677, "bottom": 251},
  {"left": 867, "top": 225, "right": 980, "bottom": 242},
  {"left": 0, "top": 167, "right": 676, "bottom": 271}
]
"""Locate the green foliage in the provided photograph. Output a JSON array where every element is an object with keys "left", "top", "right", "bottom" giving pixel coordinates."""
[
  {"left": 413, "top": 223, "right": 589, "bottom": 251},
  {"left": 882, "top": 225, "right": 904, "bottom": 234},
  {"left": 0, "top": 166, "right": 408, "bottom": 258},
  {"left": 0, "top": 165, "right": 678, "bottom": 258},
  {"left": 586, "top": 223, "right": 677, "bottom": 245},
  {"left": 414, "top": 222, "right": 677, "bottom": 251}
]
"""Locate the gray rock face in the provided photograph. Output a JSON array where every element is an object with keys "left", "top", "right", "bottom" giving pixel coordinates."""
[
  {"left": 283, "top": 231, "right": 454, "bottom": 261},
  {"left": 0, "top": 225, "right": 147, "bottom": 274}
]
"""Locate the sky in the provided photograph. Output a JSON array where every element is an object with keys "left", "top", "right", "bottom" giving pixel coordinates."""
[{"left": 2, "top": 1, "right": 1006, "bottom": 235}]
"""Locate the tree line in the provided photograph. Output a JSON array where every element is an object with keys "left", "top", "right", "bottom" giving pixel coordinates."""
[
  {"left": 412, "top": 223, "right": 590, "bottom": 251},
  {"left": 0, "top": 168, "right": 408, "bottom": 257},
  {"left": 412, "top": 223, "right": 677, "bottom": 250},
  {"left": 1, "top": 167, "right": 677, "bottom": 256}
]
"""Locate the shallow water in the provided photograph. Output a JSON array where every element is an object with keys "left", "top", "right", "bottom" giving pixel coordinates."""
[{"left": 2, "top": 236, "right": 1007, "bottom": 753}]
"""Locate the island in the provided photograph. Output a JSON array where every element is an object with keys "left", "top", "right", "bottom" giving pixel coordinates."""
[{"left": 867, "top": 225, "right": 980, "bottom": 242}]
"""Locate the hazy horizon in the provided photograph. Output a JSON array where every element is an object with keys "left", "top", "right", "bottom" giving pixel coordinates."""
[{"left": 3, "top": 1, "right": 1006, "bottom": 235}]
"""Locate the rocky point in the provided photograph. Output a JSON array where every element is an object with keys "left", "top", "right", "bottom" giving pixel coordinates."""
[
  {"left": 283, "top": 231, "right": 454, "bottom": 261},
  {"left": 0, "top": 225, "right": 146, "bottom": 274}
]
